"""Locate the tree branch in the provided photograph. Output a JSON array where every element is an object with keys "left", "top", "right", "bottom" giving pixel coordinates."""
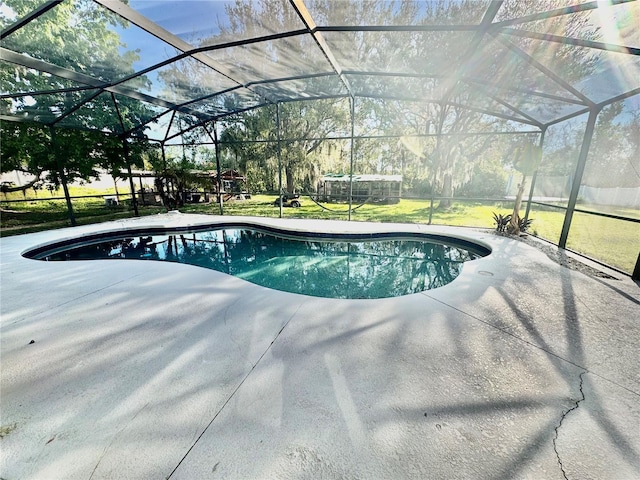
[{"left": 1, "top": 172, "right": 43, "bottom": 193}]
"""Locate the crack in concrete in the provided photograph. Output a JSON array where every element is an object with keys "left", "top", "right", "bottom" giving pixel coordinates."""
[
  {"left": 423, "top": 294, "right": 639, "bottom": 397},
  {"left": 88, "top": 402, "right": 150, "bottom": 480},
  {"left": 553, "top": 370, "right": 587, "bottom": 480},
  {"left": 166, "top": 300, "right": 305, "bottom": 479}
]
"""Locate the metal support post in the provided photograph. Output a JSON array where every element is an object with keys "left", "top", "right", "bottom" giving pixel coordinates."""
[
  {"left": 277, "top": 103, "right": 283, "bottom": 218},
  {"left": 212, "top": 123, "right": 224, "bottom": 215},
  {"left": 428, "top": 104, "right": 447, "bottom": 225},
  {"left": 122, "top": 138, "right": 139, "bottom": 217},
  {"left": 633, "top": 252, "right": 640, "bottom": 281},
  {"left": 348, "top": 96, "right": 355, "bottom": 221},
  {"left": 559, "top": 107, "right": 601, "bottom": 249},
  {"left": 524, "top": 127, "right": 547, "bottom": 221},
  {"left": 160, "top": 143, "right": 167, "bottom": 201}
]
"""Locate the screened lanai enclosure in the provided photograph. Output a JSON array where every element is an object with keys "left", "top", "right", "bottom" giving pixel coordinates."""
[{"left": 1, "top": 0, "right": 639, "bottom": 276}]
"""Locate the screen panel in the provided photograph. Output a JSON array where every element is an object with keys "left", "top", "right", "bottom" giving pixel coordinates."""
[
  {"left": 323, "top": 30, "right": 472, "bottom": 76},
  {"left": 2, "top": 1, "right": 182, "bottom": 83},
  {"left": 1, "top": 89, "right": 100, "bottom": 124},
  {"left": 128, "top": 0, "right": 307, "bottom": 46},
  {"left": 307, "top": 0, "right": 493, "bottom": 26},
  {"left": 203, "top": 34, "right": 332, "bottom": 85}
]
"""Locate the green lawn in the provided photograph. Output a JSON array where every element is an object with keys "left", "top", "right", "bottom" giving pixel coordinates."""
[
  {"left": 527, "top": 208, "right": 639, "bottom": 274},
  {"left": 1, "top": 188, "right": 164, "bottom": 235},
  {"left": 181, "top": 195, "right": 516, "bottom": 227},
  {"left": 2, "top": 192, "right": 638, "bottom": 274}
]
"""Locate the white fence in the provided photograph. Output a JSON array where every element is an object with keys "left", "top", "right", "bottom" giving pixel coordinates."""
[
  {"left": 578, "top": 185, "right": 640, "bottom": 209},
  {"left": 506, "top": 174, "right": 640, "bottom": 208}
]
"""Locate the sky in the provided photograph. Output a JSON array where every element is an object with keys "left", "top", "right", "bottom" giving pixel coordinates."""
[{"left": 129, "top": 0, "right": 232, "bottom": 43}]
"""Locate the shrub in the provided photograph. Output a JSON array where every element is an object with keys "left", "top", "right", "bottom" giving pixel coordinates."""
[{"left": 492, "top": 212, "right": 511, "bottom": 232}]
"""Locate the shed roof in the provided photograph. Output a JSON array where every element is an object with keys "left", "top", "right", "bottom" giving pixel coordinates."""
[{"left": 321, "top": 174, "right": 402, "bottom": 182}]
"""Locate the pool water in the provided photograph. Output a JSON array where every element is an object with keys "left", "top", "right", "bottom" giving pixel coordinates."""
[{"left": 33, "top": 227, "right": 488, "bottom": 299}]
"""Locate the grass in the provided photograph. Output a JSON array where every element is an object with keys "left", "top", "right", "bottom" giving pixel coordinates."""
[
  {"left": 182, "top": 195, "right": 516, "bottom": 227},
  {"left": 1, "top": 193, "right": 165, "bottom": 235},
  {"left": 1, "top": 185, "right": 120, "bottom": 201},
  {"left": 2, "top": 191, "right": 638, "bottom": 274},
  {"left": 527, "top": 207, "right": 639, "bottom": 274}
]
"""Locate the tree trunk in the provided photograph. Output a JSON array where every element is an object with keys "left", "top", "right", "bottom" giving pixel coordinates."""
[
  {"left": 508, "top": 174, "right": 526, "bottom": 234},
  {"left": 438, "top": 173, "right": 453, "bottom": 209},
  {"left": 112, "top": 175, "right": 120, "bottom": 202},
  {"left": 0, "top": 175, "right": 42, "bottom": 194},
  {"left": 285, "top": 165, "right": 295, "bottom": 193},
  {"left": 59, "top": 169, "right": 76, "bottom": 227},
  {"left": 126, "top": 163, "right": 139, "bottom": 217}
]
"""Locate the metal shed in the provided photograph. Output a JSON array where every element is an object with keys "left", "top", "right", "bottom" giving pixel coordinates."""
[{"left": 318, "top": 174, "right": 402, "bottom": 203}]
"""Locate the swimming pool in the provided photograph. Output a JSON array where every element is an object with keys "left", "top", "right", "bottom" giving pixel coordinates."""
[{"left": 25, "top": 224, "right": 490, "bottom": 299}]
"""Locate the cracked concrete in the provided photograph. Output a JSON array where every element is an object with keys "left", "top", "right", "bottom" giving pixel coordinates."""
[
  {"left": 1, "top": 214, "right": 639, "bottom": 479},
  {"left": 553, "top": 371, "right": 587, "bottom": 480}
]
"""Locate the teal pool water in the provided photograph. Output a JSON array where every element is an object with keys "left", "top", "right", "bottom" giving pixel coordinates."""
[{"left": 30, "top": 227, "right": 488, "bottom": 299}]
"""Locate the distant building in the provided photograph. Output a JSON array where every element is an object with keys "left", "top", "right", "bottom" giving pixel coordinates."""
[
  {"left": 317, "top": 174, "right": 402, "bottom": 204},
  {"left": 209, "top": 169, "right": 246, "bottom": 194}
]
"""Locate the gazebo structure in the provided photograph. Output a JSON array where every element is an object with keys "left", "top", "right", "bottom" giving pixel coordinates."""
[
  {"left": 318, "top": 173, "right": 403, "bottom": 203},
  {"left": 209, "top": 169, "right": 248, "bottom": 198}
]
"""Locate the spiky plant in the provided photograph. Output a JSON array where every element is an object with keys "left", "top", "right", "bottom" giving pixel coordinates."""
[
  {"left": 518, "top": 217, "right": 533, "bottom": 233},
  {"left": 492, "top": 212, "right": 512, "bottom": 233}
]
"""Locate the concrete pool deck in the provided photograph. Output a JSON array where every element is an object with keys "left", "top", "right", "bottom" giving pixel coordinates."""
[{"left": 1, "top": 213, "right": 638, "bottom": 479}]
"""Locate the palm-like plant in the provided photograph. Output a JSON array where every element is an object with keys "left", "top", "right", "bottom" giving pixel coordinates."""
[{"left": 493, "top": 212, "right": 512, "bottom": 233}]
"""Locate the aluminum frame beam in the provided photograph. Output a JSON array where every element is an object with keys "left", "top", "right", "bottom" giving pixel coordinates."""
[
  {"left": 0, "top": 0, "right": 63, "bottom": 39},
  {"left": 491, "top": 0, "right": 634, "bottom": 28},
  {"left": 558, "top": 106, "right": 602, "bottom": 248},
  {"left": 1, "top": 0, "right": 636, "bottom": 140},
  {"left": 499, "top": 28, "right": 640, "bottom": 56},
  {"left": 289, "top": 0, "right": 354, "bottom": 98},
  {"left": 440, "top": 0, "right": 505, "bottom": 101},
  {"left": 494, "top": 34, "right": 596, "bottom": 108}
]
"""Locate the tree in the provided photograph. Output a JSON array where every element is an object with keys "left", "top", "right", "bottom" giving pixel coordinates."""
[
  {"left": 428, "top": 104, "right": 508, "bottom": 209},
  {"left": 507, "top": 142, "right": 542, "bottom": 234},
  {"left": 278, "top": 99, "right": 349, "bottom": 193},
  {"left": 144, "top": 144, "right": 211, "bottom": 210},
  {"left": 0, "top": 123, "right": 125, "bottom": 190},
  {"left": 1, "top": 0, "right": 148, "bottom": 88},
  {"left": 1, "top": 0, "right": 155, "bottom": 221},
  {"left": 457, "top": 151, "right": 509, "bottom": 198},
  {"left": 0, "top": 123, "right": 50, "bottom": 193},
  {"left": 535, "top": 100, "right": 640, "bottom": 201},
  {"left": 582, "top": 102, "right": 640, "bottom": 189},
  {"left": 217, "top": 99, "right": 350, "bottom": 194},
  {"left": 219, "top": 108, "right": 279, "bottom": 192}
]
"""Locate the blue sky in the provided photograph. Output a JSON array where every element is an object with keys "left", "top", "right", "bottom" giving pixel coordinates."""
[
  {"left": 114, "top": 1, "right": 236, "bottom": 95},
  {"left": 129, "top": 0, "right": 232, "bottom": 42}
]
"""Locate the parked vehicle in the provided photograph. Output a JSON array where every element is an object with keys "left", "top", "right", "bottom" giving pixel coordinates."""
[{"left": 274, "top": 193, "right": 301, "bottom": 207}]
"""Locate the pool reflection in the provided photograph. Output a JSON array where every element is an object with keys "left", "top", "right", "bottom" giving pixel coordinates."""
[{"left": 43, "top": 229, "right": 484, "bottom": 299}]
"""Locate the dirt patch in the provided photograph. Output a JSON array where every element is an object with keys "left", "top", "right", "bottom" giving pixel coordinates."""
[{"left": 0, "top": 422, "right": 17, "bottom": 438}]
